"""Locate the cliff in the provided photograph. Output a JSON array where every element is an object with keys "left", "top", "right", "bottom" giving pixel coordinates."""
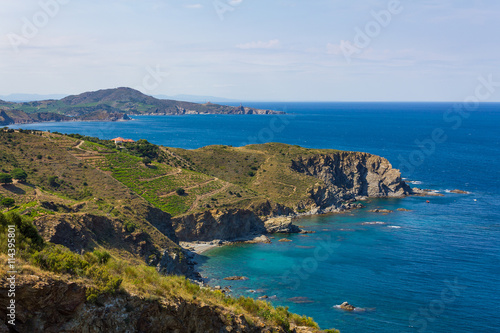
[
  {"left": 1, "top": 131, "right": 416, "bottom": 251},
  {"left": 291, "top": 152, "right": 412, "bottom": 213},
  {"left": 0, "top": 108, "right": 128, "bottom": 126},
  {"left": 0, "top": 262, "right": 327, "bottom": 333},
  {"left": 168, "top": 148, "right": 411, "bottom": 242}
]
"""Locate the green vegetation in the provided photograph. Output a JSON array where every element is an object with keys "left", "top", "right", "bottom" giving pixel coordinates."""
[
  {"left": 0, "top": 129, "right": 342, "bottom": 332},
  {"left": 0, "top": 87, "right": 281, "bottom": 126},
  {"left": 11, "top": 168, "right": 28, "bottom": 181},
  {"left": 0, "top": 211, "right": 327, "bottom": 331},
  {"left": 0, "top": 173, "right": 12, "bottom": 184},
  {"left": 1, "top": 197, "right": 15, "bottom": 208}
]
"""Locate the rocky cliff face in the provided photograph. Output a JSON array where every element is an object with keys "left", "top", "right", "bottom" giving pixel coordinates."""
[
  {"left": 0, "top": 274, "right": 312, "bottom": 333},
  {"left": 171, "top": 209, "right": 267, "bottom": 242},
  {"left": 33, "top": 211, "right": 191, "bottom": 277},
  {"left": 291, "top": 152, "right": 412, "bottom": 212}
]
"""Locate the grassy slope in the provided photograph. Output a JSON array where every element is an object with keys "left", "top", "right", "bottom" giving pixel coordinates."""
[
  {"left": 1, "top": 131, "right": 355, "bottom": 219},
  {"left": 0, "top": 131, "right": 179, "bottom": 261}
]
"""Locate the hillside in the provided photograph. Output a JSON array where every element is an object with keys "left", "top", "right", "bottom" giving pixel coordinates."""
[
  {"left": 0, "top": 87, "right": 283, "bottom": 126},
  {"left": 0, "top": 129, "right": 415, "bottom": 332},
  {"left": 0, "top": 130, "right": 346, "bottom": 332},
  {"left": 0, "top": 129, "right": 414, "bottom": 245}
]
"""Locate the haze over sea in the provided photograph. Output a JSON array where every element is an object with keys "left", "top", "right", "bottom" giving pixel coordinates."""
[{"left": 11, "top": 102, "right": 500, "bottom": 332}]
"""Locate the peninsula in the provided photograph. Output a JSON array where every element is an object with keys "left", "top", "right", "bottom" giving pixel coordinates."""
[
  {"left": 0, "top": 129, "right": 421, "bottom": 332},
  {"left": 0, "top": 87, "right": 283, "bottom": 126}
]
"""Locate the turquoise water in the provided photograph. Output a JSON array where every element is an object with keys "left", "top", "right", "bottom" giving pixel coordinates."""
[{"left": 11, "top": 103, "right": 500, "bottom": 332}]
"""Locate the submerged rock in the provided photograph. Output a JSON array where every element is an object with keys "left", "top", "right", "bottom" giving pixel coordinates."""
[
  {"left": 368, "top": 209, "right": 394, "bottom": 213},
  {"left": 450, "top": 189, "right": 469, "bottom": 194},
  {"left": 223, "top": 276, "right": 248, "bottom": 281}
]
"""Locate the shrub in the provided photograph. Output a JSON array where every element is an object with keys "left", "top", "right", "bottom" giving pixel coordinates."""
[
  {"left": 175, "top": 188, "right": 186, "bottom": 196},
  {"left": 11, "top": 168, "right": 27, "bottom": 182},
  {"left": 1, "top": 198, "right": 15, "bottom": 208},
  {"left": 0, "top": 173, "right": 12, "bottom": 184},
  {"left": 48, "top": 176, "right": 60, "bottom": 188},
  {"left": 93, "top": 250, "right": 111, "bottom": 264},
  {"left": 32, "top": 245, "right": 89, "bottom": 275},
  {"left": 124, "top": 222, "right": 136, "bottom": 233},
  {"left": 0, "top": 212, "right": 44, "bottom": 254}
]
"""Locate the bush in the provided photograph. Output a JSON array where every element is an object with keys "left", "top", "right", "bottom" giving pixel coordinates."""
[
  {"left": 176, "top": 188, "right": 186, "bottom": 196},
  {"left": 0, "top": 212, "right": 44, "bottom": 254},
  {"left": 1, "top": 198, "right": 15, "bottom": 208},
  {"left": 48, "top": 176, "right": 60, "bottom": 188},
  {"left": 11, "top": 168, "right": 27, "bottom": 182},
  {"left": 124, "top": 222, "right": 136, "bottom": 233},
  {"left": 31, "top": 245, "right": 121, "bottom": 302},
  {"left": 0, "top": 173, "right": 12, "bottom": 184},
  {"left": 93, "top": 250, "right": 111, "bottom": 264}
]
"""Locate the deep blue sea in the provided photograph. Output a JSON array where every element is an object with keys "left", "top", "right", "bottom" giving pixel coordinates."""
[{"left": 11, "top": 103, "right": 500, "bottom": 332}]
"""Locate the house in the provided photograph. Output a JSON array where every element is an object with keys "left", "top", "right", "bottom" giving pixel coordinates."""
[{"left": 111, "top": 137, "right": 135, "bottom": 143}]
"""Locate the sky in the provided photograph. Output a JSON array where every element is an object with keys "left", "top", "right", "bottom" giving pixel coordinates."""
[{"left": 1, "top": 0, "right": 500, "bottom": 101}]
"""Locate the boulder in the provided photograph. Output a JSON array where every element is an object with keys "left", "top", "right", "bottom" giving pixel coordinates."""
[{"left": 339, "top": 301, "right": 356, "bottom": 311}]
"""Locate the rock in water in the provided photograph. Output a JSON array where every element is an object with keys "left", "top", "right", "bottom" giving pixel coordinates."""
[
  {"left": 223, "top": 276, "right": 248, "bottom": 281},
  {"left": 339, "top": 302, "right": 356, "bottom": 311},
  {"left": 450, "top": 189, "right": 469, "bottom": 194}
]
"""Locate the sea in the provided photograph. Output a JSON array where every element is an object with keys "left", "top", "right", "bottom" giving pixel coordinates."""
[{"left": 10, "top": 102, "right": 500, "bottom": 333}]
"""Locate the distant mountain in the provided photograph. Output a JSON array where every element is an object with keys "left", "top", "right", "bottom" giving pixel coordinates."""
[
  {"left": 154, "top": 94, "right": 240, "bottom": 104},
  {"left": 0, "top": 87, "right": 283, "bottom": 126},
  {"left": 0, "top": 93, "right": 68, "bottom": 102}
]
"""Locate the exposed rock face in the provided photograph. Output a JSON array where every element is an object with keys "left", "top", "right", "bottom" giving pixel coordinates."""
[
  {"left": 265, "top": 217, "right": 301, "bottom": 234},
  {"left": 34, "top": 213, "right": 190, "bottom": 276},
  {"left": 171, "top": 209, "right": 267, "bottom": 242},
  {"left": 291, "top": 152, "right": 412, "bottom": 211},
  {"left": 0, "top": 274, "right": 306, "bottom": 333}
]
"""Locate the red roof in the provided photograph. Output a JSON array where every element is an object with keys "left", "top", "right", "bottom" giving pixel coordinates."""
[{"left": 111, "top": 137, "right": 134, "bottom": 143}]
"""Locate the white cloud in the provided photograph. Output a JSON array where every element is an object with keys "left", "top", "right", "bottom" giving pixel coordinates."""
[
  {"left": 228, "top": 0, "right": 243, "bottom": 5},
  {"left": 236, "top": 39, "right": 280, "bottom": 50}
]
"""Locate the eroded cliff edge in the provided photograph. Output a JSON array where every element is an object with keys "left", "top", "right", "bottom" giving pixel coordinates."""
[{"left": 170, "top": 148, "right": 413, "bottom": 243}]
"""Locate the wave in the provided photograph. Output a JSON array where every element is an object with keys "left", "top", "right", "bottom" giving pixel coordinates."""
[
  {"left": 408, "top": 180, "right": 422, "bottom": 185},
  {"left": 361, "top": 221, "right": 386, "bottom": 225},
  {"left": 387, "top": 226, "right": 401, "bottom": 229}
]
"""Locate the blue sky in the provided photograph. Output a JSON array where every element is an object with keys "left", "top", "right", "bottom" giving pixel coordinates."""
[{"left": 1, "top": 0, "right": 499, "bottom": 101}]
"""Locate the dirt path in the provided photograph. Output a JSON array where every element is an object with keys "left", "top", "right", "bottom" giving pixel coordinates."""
[
  {"left": 187, "top": 182, "right": 231, "bottom": 213},
  {"left": 159, "top": 178, "right": 220, "bottom": 198},
  {"left": 140, "top": 168, "right": 182, "bottom": 181}
]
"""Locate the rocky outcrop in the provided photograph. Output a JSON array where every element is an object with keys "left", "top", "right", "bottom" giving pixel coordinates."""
[
  {"left": 291, "top": 152, "right": 412, "bottom": 212},
  {"left": 264, "top": 217, "right": 301, "bottom": 234},
  {"left": 171, "top": 209, "right": 267, "bottom": 242},
  {"left": 0, "top": 274, "right": 312, "bottom": 333},
  {"left": 33, "top": 213, "right": 190, "bottom": 276},
  {"left": 339, "top": 302, "right": 356, "bottom": 311}
]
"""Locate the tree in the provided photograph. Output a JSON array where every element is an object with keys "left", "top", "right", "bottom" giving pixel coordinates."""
[
  {"left": 0, "top": 173, "right": 12, "bottom": 185},
  {"left": 176, "top": 188, "right": 186, "bottom": 196},
  {"left": 48, "top": 176, "right": 60, "bottom": 188},
  {"left": 1, "top": 198, "right": 15, "bottom": 208},
  {"left": 11, "top": 168, "right": 28, "bottom": 182},
  {"left": 143, "top": 157, "right": 152, "bottom": 166}
]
